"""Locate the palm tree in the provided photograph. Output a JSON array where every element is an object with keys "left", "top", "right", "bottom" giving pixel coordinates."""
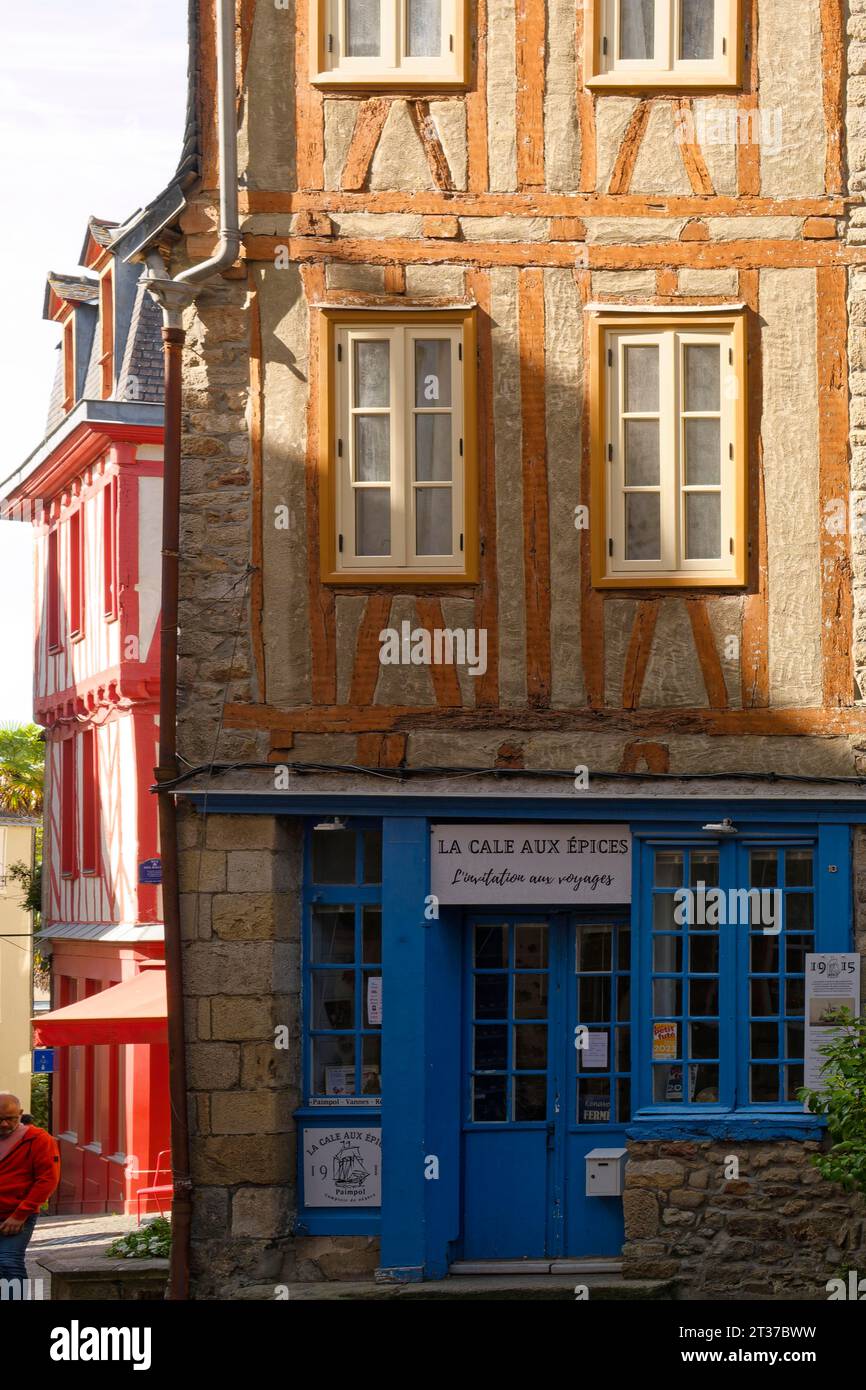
[{"left": 0, "top": 723, "right": 44, "bottom": 815}]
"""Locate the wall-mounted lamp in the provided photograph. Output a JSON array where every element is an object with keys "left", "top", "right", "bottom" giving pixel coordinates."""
[
  {"left": 313, "top": 816, "right": 348, "bottom": 832},
  {"left": 701, "top": 818, "right": 738, "bottom": 835}
]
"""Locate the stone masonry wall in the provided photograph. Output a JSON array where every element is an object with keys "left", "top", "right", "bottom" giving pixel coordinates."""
[{"left": 622, "top": 1139, "right": 866, "bottom": 1299}]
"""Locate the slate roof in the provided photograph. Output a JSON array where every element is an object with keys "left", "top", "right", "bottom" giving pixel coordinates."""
[
  {"left": 44, "top": 273, "right": 98, "bottom": 312},
  {"left": 116, "top": 279, "right": 164, "bottom": 404}
]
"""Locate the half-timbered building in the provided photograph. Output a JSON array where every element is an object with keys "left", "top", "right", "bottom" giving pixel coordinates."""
[
  {"left": 2, "top": 219, "right": 168, "bottom": 1215},
  {"left": 118, "top": 0, "right": 866, "bottom": 1295}
]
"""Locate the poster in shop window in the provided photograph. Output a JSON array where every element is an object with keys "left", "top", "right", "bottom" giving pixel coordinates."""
[
  {"left": 804, "top": 954, "right": 860, "bottom": 1092},
  {"left": 430, "top": 824, "right": 631, "bottom": 905}
]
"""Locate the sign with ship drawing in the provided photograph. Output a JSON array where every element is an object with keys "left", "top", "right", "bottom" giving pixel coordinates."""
[{"left": 302, "top": 1128, "right": 382, "bottom": 1207}]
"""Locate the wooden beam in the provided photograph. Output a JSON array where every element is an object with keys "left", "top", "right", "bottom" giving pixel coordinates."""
[
  {"left": 519, "top": 268, "right": 551, "bottom": 706},
  {"left": 241, "top": 189, "right": 849, "bottom": 218},
  {"left": 243, "top": 235, "right": 857, "bottom": 271},
  {"left": 515, "top": 0, "right": 546, "bottom": 188},
  {"left": 356, "top": 733, "right": 407, "bottom": 767},
  {"left": 347, "top": 594, "right": 393, "bottom": 706},
  {"left": 295, "top": 0, "right": 324, "bottom": 191},
  {"left": 576, "top": 266, "right": 604, "bottom": 708},
  {"left": 622, "top": 601, "right": 660, "bottom": 710},
  {"left": 673, "top": 98, "right": 715, "bottom": 195},
  {"left": 575, "top": 0, "right": 597, "bottom": 193},
  {"left": 466, "top": 0, "right": 490, "bottom": 193},
  {"left": 465, "top": 268, "right": 500, "bottom": 709},
  {"left": 341, "top": 98, "right": 391, "bottom": 191},
  {"left": 415, "top": 597, "right": 463, "bottom": 707},
  {"left": 407, "top": 100, "right": 456, "bottom": 191},
  {"left": 820, "top": 0, "right": 845, "bottom": 195},
  {"left": 607, "top": 100, "right": 651, "bottom": 195},
  {"left": 817, "top": 265, "right": 853, "bottom": 706},
  {"left": 223, "top": 701, "right": 866, "bottom": 738},
  {"left": 737, "top": 0, "right": 761, "bottom": 195},
  {"left": 237, "top": 0, "right": 257, "bottom": 111},
  {"left": 686, "top": 599, "right": 729, "bottom": 709}
]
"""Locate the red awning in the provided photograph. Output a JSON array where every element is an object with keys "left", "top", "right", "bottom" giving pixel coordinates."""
[{"left": 32, "top": 967, "right": 167, "bottom": 1046}]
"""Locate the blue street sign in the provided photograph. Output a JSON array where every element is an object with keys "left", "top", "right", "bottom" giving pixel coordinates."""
[
  {"left": 33, "top": 1049, "right": 54, "bottom": 1074},
  {"left": 139, "top": 857, "right": 162, "bottom": 885}
]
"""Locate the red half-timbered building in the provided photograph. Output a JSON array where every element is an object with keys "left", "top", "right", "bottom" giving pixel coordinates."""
[{"left": 2, "top": 217, "right": 169, "bottom": 1214}]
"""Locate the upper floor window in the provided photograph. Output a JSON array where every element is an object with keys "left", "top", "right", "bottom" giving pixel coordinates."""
[
  {"left": 320, "top": 309, "right": 477, "bottom": 582},
  {"left": 69, "top": 508, "right": 86, "bottom": 640},
  {"left": 311, "top": 0, "right": 468, "bottom": 86},
  {"left": 590, "top": 310, "right": 746, "bottom": 588},
  {"left": 587, "top": 0, "right": 739, "bottom": 88},
  {"left": 103, "top": 477, "right": 119, "bottom": 621},
  {"left": 47, "top": 528, "right": 61, "bottom": 652},
  {"left": 81, "top": 728, "right": 100, "bottom": 876},
  {"left": 61, "top": 738, "right": 77, "bottom": 878}
]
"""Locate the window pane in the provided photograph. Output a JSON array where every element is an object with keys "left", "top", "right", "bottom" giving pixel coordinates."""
[
  {"left": 407, "top": 0, "right": 442, "bottom": 55},
  {"left": 577, "top": 1078, "right": 610, "bottom": 1123},
  {"left": 750, "top": 1065, "right": 779, "bottom": 1102},
  {"left": 515, "top": 974, "right": 548, "bottom": 1019},
  {"left": 785, "top": 1064, "right": 804, "bottom": 1101},
  {"left": 624, "top": 344, "right": 659, "bottom": 411},
  {"left": 624, "top": 419, "right": 660, "bottom": 486},
  {"left": 363, "top": 970, "right": 382, "bottom": 1027},
  {"left": 313, "top": 1036, "right": 355, "bottom": 1094},
  {"left": 653, "top": 935, "right": 682, "bottom": 973},
  {"left": 516, "top": 924, "right": 548, "bottom": 968},
  {"left": 751, "top": 977, "right": 779, "bottom": 1015},
  {"left": 362, "top": 905, "right": 381, "bottom": 962},
  {"left": 680, "top": 0, "right": 714, "bottom": 60},
  {"left": 689, "top": 1021, "right": 718, "bottom": 1060},
  {"left": 751, "top": 1022, "right": 778, "bottom": 1059},
  {"left": 312, "top": 906, "right": 355, "bottom": 963},
  {"left": 653, "top": 978, "right": 682, "bottom": 1015},
  {"left": 689, "top": 977, "right": 718, "bottom": 1016},
  {"left": 473, "top": 1075, "right": 506, "bottom": 1122},
  {"left": 474, "top": 1024, "right": 507, "bottom": 1069},
  {"left": 617, "top": 1078, "right": 631, "bottom": 1122},
  {"left": 475, "top": 972, "right": 508, "bottom": 1018},
  {"left": 346, "top": 0, "right": 381, "bottom": 56},
  {"left": 362, "top": 830, "right": 382, "bottom": 884},
  {"left": 620, "top": 0, "right": 655, "bottom": 59},
  {"left": 514, "top": 1075, "right": 547, "bottom": 1121},
  {"left": 353, "top": 339, "right": 389, "bottom": 404},
  {"left": 362, "top": 1035, "right": 381, "bottom": 1094},
  {"left": 684, "top": 343, "right": 720, "bottom": 410},
  {"left": 579, "top": 976, "right": 610, "bottom": 1023},
  {"left": 313, "top": 970, "right": 355, "bottom": 1029},
  {"left": 414, "top": 338, "right": 451, "bottom": 405},
  {"left": 684, "top": 419, "right": 720, "bottom": 486},
  {"left": 689, "top": 935, "right": 718, "bottom": 973},
  {"left": 691, "top": 1064, "right": 718, "bottom": 1102},
  {"left": 354, "top": 415, "right": 390, "bottom": 482},
  {"left": 785, "top": 1022, "right": 805, "bottom": 1059},
  {"left": 576, "top": 926, "right": 611, "bottom": 972},
  {"left": 311, "top": 828, "right": 355, "bottom": 883},
  {"left": 655, "top": 850, "right": 684, "bottom": 886},
  {"left": 626, "top": 492, "right": 661, "bottom": 560},
  {"left": 355, "top": 488, "right": 390, "bottom": 555},
  {"left": 685, "top": 492, "right": 721, "bottom": 559},
  {"left": 690, "top": 850, "right": 719, "bottom": 887},
  {"left": 474, "top": 923, "right": 507, "bottom": 968},
  {"left": 785, "top": 977, "right": 805, "bottom": 1013},
  {"left": 415, "top": 415, "right": 452, "bottom": 481},
  {"left": 785, "top": 936, "right": 812, "bottom": 974},
  {"left": 750, "top": 850, "right": 777, "bottom": 888},
  {"left": 416, "top": 488, "right": 452, "bottom": 555},
  {"left": 653, "top": 1065, "right": 682, "bottom": 1102},
  {"left": 514, "top": 1023, "right": 547, "bottom": 1070},
  {"left": 785, "top": 849, "right": 813, "bottom": 886},
  {"left": 786, "top": 894, "right": 814, "bottom": 933},
  {"left": 751, "top": 935, "right": 779, "bottom": 973}
]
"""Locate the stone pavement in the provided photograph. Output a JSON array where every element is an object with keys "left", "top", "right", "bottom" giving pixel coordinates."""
[{"left": 24, "top": 1213, "right": 138, "bottom": 1300}]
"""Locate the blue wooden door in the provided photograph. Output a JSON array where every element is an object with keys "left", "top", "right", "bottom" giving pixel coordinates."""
[{"left": 461, "top": 914, "right": 628, "bottom": 1260}]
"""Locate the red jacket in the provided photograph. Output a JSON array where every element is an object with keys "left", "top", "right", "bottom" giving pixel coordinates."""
[{"left": 0, "top": 1126, "right": 60, "bottom": 1221}]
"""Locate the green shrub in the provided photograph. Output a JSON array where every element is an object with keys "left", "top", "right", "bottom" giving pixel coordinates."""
[
  {"left": 29, "top": 1075, "right": 49, "bottom": 1130},
  {"left": 107, "top": 1216, "right": 171, "bottom": 1260},
  {"left": 799, "top": 1009, "right": 866, "bottom": 1195}
]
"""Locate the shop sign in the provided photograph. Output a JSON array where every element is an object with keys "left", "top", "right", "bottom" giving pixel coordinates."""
[
  {"left": 430, "top": 824, "right": 631, "bottom": 905},
  {"left": 804, "top": 954, "right": 861, "bottom": 1092},
  {"left": 302, "top": 1128, "right": 382, "bottom": 1207}
]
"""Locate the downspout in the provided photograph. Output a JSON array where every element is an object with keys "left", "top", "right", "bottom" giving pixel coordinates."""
[{"left": 144, "top": 0, "right": 240, "bottom": 1302}]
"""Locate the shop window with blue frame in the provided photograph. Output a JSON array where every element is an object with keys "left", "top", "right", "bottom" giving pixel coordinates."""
[
  {"left": 642, "top": 841, "right": 818, "bottom": 1113},
  {"left": 305, "top": 824, "right": 382, "bottom": 1104}
]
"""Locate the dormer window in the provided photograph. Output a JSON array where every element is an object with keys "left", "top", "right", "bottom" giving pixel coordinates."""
[{"left": 99, "top": 268, "right": 114, "bottom": 399}]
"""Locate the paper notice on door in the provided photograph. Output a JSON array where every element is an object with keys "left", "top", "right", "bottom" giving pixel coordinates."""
[
  {"left": 653, "top": 1021, "right": 677, "bottom": 1060},
  {"left": 366, "top": 975, "right": 383, "bottom": 1026},
  {"left": 804, "top": 953, "right": 860, "bottom": 1092},
  {"left": 584, "top": 1031, "right": 608, "bottom": 1069}
]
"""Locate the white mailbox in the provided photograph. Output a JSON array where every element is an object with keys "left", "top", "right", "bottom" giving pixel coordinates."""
[{"left": 585, "top": 1147, "right": 627, "bottom": 1197}]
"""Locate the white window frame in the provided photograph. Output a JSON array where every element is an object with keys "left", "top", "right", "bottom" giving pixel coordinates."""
[
  {"left": 334, "top": 323, "right": 465, "bottom": 574},
  {"left": 312, "top": 0, "right": 465, "bottom": 86},
  {"left": 589, "top": 0, "right": 738, "bottom": 88},
  {"left": 602, "top": 322, "right": 742, "bottom": 584}
]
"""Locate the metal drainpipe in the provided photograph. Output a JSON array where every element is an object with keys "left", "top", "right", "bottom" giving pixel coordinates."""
[{"left": 143, "top": 0, "right": 241, "bottom": 1301}]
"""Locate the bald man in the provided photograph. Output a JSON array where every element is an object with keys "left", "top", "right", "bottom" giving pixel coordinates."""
[{"left": 0, "top": 1094, "right": 60, "bottom": 1298}]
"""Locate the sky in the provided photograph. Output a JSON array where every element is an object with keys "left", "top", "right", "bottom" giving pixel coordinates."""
[{"left": 0, "top": 1, "right": 188, "bottom": 724}]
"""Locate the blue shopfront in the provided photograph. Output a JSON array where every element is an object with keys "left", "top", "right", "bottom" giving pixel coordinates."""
[{"left": 190, "top": 791, "right": 861, "bottom": 1282}]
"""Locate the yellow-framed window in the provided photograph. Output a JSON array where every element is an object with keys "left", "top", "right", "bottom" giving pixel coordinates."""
[
  {"left": 589, "top": 309, "right": 747, "bottom": 588},
  {"left": 319, "top": 308, "right": 478, "bottom": 583},
  {"left": 585, "top": 0, "right": 740, "bottom": 89},
  {"left": 310, "top": 0, "right": 468, "bottom": 87}
]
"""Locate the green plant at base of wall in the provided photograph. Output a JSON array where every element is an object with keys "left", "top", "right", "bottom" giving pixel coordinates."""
[
  {"left": 107, "top": 1216, "right": 171, "bottom": 1260},
  {"left": 29, "top": 1075, "right": 49, "bottom": 1129},
  {"left": 799, "top": 1010, "right": 866, "bottom": 1195}
]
